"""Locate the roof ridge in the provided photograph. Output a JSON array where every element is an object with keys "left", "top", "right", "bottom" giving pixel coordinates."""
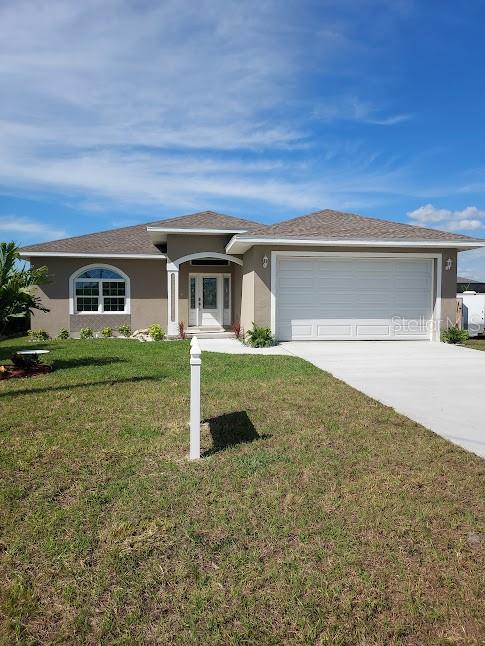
[
  {"left": 148, "top": 210, "right": 263, "bottom": 228},
  {"left": 232, "top": 208, "right": 484, "bottom": 243}
]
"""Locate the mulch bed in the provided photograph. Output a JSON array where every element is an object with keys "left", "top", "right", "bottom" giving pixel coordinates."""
[{"left": 0, "top": 364, "right": 52, "bottom": 380}]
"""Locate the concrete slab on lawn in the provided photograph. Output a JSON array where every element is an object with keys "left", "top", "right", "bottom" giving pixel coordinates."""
[{"left": 282, "top": 341, "right": 485, "bottom": 458}]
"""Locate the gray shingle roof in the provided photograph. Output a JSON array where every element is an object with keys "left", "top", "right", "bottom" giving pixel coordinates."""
[
  {"left": 148, "top": 210, "right": 262, "bottom": 230},
  {"left": 20, "top": 208, "right": 485, "bottom": 256},
  {"left": 457, "top": 275, "right": 484, "bottom": 284},
  {"left": 20, "top": 211, "right": 262, "bottom": 255},
  {"left": 236, "top": 209, "right": 485, "bottom": 242}
]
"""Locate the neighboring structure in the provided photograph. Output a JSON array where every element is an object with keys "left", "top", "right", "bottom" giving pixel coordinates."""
[
  {"left": 457, "top": 275, "right": 485, "bottom": 294},
  {"left": 20, "top": 209, "right": 485, "bottom": 341}
]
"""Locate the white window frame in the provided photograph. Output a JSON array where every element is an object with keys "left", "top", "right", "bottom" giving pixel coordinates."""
[{"left": 69, "top": 263, "right": 131, "bottom": 315}]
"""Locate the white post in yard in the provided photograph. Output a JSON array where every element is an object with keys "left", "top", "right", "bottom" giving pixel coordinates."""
[{"left": 189, "top": 336, "right": 201, "bottom": 460}]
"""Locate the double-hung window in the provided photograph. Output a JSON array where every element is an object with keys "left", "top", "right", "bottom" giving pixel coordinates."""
[{"left": 74, "top": 267, "right": 128, "bottom": 313}]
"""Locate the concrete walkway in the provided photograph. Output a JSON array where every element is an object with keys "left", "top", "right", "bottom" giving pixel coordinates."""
[
  {"left": 282, "top": 341, "right": 485, "bottom": 458},
  {"left": 198, "top": 337, "right": 290, "bottom": 355}
]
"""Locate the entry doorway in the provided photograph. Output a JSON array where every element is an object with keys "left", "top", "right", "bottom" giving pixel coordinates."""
[{"left": 188, "top": 273, "right": 231, "bottom": 328}]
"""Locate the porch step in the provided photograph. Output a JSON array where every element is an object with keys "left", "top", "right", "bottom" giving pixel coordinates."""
[{"left": 185, "top": 328, "right": 235, "bottom": 339}]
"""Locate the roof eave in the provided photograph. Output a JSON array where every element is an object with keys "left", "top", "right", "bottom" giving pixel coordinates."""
[
  {"left": 146, "top": 226, "right": 249, "bottom": 234},
  {"left": 19, "top": 251, "right": 166, "bottom": 260},
  {"left": 147, "top": 226, "right": 250, "bottom": 245},
  {"left": 226, "top": 237, "right": 485, "bottom": 254}
]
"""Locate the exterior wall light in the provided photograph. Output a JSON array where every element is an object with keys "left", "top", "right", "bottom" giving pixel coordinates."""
[
  {"left": 445, "top": 258, "right": 453, "bottom": 271},
  {"left": 262, "top": 254, "right": 269, "bottom": 269}
]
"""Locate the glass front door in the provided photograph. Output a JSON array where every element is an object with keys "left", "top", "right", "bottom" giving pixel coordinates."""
[
  {"left": 201, "top": 277, "right": 218, "bottom": 325},
  {"left": 188, "top": 274, "right": 230, "bottom": 328}
]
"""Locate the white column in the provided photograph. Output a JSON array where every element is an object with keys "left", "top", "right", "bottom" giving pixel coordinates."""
[
  {"left": 167, "top": 265, "right": 179, "bottom": 336},
  {"left": 189, "top": 336, "right": 201, "bottom": 460}
]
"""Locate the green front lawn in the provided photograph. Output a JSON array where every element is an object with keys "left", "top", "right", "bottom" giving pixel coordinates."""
[
  {"left": 0, "top": 338, "right": 484, "bottom": 644},
  {"left": 465, "top": 338, "right": 485, "bottom": 351}
]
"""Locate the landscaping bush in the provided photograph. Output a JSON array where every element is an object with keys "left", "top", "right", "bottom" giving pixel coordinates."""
[
  {"left": 148, "top": 323, "right": 165, "bottom": 341},
  {"left": 79, "top": 327, "right": 94, "bottom": 339},
  {"left": 118, "top": 324, "right": 131, "bottom": 337},
  {"left": 245, "top": 323, "right": 275, "bottom": 348},
  {"left": 57, "top": 328, "right": 69, "bottom": 340},
  {"left": 441, "top": 325, "right": 469, "bottom": 344},
  {"left": 101, "top": 326, "right": 113, "bottom": 338},
  {"left": 27, "top": 329, "right": 49, "bottom": 342},
  {"left": 178, "top": 321, "right": 187, "bottom": 340}
]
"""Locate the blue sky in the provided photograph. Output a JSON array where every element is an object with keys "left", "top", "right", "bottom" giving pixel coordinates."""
[{"left": 2, "top": 0, "right": 485, "bottom": 277}]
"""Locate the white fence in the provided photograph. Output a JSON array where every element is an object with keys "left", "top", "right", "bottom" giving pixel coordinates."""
[{"left": 458, "top": 292, "right": 485, "bottom": 337}]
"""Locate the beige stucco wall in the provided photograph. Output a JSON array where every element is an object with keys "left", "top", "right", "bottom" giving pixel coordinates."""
[
  {"left": 30, "top": 257, "right": 166, "bottom": 336},
  {"left": 241, "top": 245, "right": 459, "bottom": 334},
  {"left": 28, "top": 243, "right": 460, "bottom": 339},
  {"left": 29, "top": 234, "right": 244, "bottom": 337},
  {"left": 167, "top": 234, "right": 233, "bottom": 262},
  {"left": 166, "top": 233, "right": 244, "bottom": 328}
]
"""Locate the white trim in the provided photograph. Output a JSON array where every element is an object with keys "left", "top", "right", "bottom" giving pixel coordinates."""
[
  {"left": 69, "top": 263, "right": 131, "bottom": 315},
  {"left": 167, "top": 267, "right": 179, "bottom": 336},
  {"left": 147, "top": 226, "right": 248, "bottom": 235},
  {"left": 188, "top": 272, "right": 231, "bottom": 328},
  {"left": 428, "top": 257, "right": 442, "bottom": 342},
  {"left": 270, "top": 250, "right": 442, "bottom": 343},
  {"left": 227, "top": 236, "right": 485, "bottom": 253},
  {"left": 167, "top": 251, "right": 243, "bottom": 271},
  {"left": 21, "top": 252, "right": 165, "bottom": 259}
]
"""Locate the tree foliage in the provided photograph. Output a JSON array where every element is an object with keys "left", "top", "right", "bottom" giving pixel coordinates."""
[{"left": 0, "top": 242, "right": 50, "bottom": 334}]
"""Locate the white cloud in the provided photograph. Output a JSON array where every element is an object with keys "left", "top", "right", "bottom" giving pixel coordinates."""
[
  {"left": 0, "top": 216, "right": 67, "bottom": 242},
  {"left": 407, "top": 204, "right": 485, "bottom": 231},
  {"left": 314, "top": 96, "right": 413, "bottom": 126},
  {"left": 0, "top": 0, "right": 427, "bottom": 212},
  {"left": 458, "top": 248, "right": 485, "bottom": 282}
]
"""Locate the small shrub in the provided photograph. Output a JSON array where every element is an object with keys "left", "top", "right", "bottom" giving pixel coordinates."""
[
  {"left": 101, "top": 326, "right": 113, "bottom": 338},
  {"left": 27, "top": 329, "right": 49, "bottom": 342},
  {"left": 118, "top": 324, "right": 131, "bottom": 337},
  {"left": 245, "top": 323, "right": 275, "bottom": 348},
  {"left": 230, "top": 320, "right": 242, "bottom": 339},
  {"left": 57, "top": 328, "right": 69, "bottom": 340},
  {"left": 441, "top": 325, "right": 469, "bottom": 344},
  {"left": 79, "top": 327, "right": 93, "bottom": 339},
  {"left": 178, "top": 321, "right": 186, "bottom": 340},
  {"left": 148, "top": 323, "right": 165, "bottom": 341}
]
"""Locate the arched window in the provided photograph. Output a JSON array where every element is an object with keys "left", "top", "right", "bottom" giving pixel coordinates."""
[{"left": 70, "top": 265, "right": 130, "bottom": 314}]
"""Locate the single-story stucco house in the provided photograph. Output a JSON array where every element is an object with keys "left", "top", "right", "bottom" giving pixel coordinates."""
[{"left": 20, "top": 209, "right": 485, "bottom": 341}]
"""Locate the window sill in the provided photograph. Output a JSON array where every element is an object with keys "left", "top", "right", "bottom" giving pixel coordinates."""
[{"left": 73, "top": 312, "right": 130, "bottom": 315}]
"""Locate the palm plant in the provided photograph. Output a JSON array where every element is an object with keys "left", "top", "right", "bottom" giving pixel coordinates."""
[{"left": 0, "top": 242, "right": 50, "bottom": 335}]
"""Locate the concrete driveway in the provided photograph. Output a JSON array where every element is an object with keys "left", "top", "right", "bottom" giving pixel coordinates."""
[{"left": 282, "top": 341, "right": 485, "bottom": 458}]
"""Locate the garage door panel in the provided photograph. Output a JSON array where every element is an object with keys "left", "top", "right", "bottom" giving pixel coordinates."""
[
  {"left": 355, "top": 324, "right": 391, "bottom": 337},
  {"left": 316, "top": 324, "right": 354, "bottom": 337},
  {"left": 276, "top": 257, "right": 433, "bottom": 341}
]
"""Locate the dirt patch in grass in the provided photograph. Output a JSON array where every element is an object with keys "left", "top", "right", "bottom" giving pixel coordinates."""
[
  {"left": 0, "top": 364, "right": 52, "bottom": 379},
  {"left": 0, "top": 338, "right": 484, "bottom": 644}
]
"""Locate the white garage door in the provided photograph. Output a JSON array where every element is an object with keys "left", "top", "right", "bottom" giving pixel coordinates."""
[{"left": 276, "top": 256, "right": 434, "bottom": 341}]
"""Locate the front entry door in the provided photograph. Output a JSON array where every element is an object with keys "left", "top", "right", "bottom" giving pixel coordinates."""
[
  {"left": 189, "top": 274, "right": 231, "bottom": 328},
  {"left": 201, "top": 276, "right": 219, "bottom": 326}
]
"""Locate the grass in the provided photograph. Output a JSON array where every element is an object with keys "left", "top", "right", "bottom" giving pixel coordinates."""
[
  {"left": 0, "top": 337, "right": 484, "bottom": 644},
  {"left": 465, "top": 337, "right": 485, "bottom": 352}
]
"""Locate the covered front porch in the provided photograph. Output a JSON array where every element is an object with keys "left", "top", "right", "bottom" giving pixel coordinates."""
[{"left": 166, "top": 252, "right": 243, "bottom": 337}]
